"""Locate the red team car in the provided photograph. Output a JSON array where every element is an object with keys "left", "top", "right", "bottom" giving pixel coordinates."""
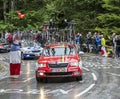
[{"left": 35, "top": 43, "right": 83, "bottom": 82}]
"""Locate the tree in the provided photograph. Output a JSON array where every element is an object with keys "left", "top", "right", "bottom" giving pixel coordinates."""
[
  {"left": 3, "top": 0, "right": 8, "bottom": 23},
  {"left": 96, "top": 0, "right": 120, "bottom": 34},
  {"left": 0, "top": 0, "right": 120, "bottom": 35}
]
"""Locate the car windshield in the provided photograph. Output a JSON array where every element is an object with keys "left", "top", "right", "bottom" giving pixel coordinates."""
[
  {"left": 22, "top": 42, "right": 39, "bottom": 47},
  {"left": 43, "top": 46, "right": 76, "bottom": 56}
]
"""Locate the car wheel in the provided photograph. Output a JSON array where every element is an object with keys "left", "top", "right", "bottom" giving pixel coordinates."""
[
  {"left": 36, "top": 78, "right": 48, "bottom": 83},
  {"left": 76, "top": 76, "right": 82, "bottom": 81},
  {"left": 43, "top": 78, "right": 48, "bottom": 83},
  {"left": 36, "top": 73, "right": 43, "bottom": 82},
  {"left": 36, "top": 77, "right": 39, "bottom": 82},
  {"left": 36, "top": 77, "right": 44, "bottom": 82},
  {"left": 5, "top": 49, "right": 8, "bottom": 52}
]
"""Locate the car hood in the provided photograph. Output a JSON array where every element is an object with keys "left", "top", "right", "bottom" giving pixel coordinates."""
[{"left": 38, "top": 56, "right": 79, "bottom": 64}]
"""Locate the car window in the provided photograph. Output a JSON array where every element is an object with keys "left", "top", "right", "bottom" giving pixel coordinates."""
[
  {"left": 22, "top": 42, "right": 39, "bottom": 47},
  {"left": 43, "top": 46, "right": 76, "bottom": 56}
]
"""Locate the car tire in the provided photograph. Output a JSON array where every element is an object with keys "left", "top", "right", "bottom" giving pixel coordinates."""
[
  {"left": 76, "top": 76, "right": 82, "bottom": 81},
  {"left": 7, "top": 50, "right": 10, "bottom": 52},
  {"left": 44, "top": 78, "right": 48, "bottom": 83},
  {"left": 5, "top": 49, "right": 8, "bottom": 52},
  {"left": 35, "top": 73, "right": 44, "bottom": 82},
  {"left": 36, "top": 77, "right": 42, "bottom": 82},
  {"left": 36, "top": 77, "right": 39, "bottom": 82}
]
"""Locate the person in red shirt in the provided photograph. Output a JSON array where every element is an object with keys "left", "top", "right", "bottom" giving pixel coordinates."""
[{"left": 8, "top": 33, "right": 13, "bottom": 45}]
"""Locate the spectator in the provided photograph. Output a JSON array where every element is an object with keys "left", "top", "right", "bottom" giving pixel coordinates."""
[
  {"left": 110, "top": 33, "right": 116, "bottom": 57},
  {"left": 101, "top": 34, "right": 107, "bottom": 57},
  {"left": 96, "top": 33, "right": 101, "bottom": 54},
  {"left": 8, "top": 33, "right": 13, "bottom": 45},
  {"left": 5, "top": 32, "right": 8, "bottom": 44},
  {"left": 92, "top": 32, "right": 97, "bottom": 54},
  {"left": 86, "top": 32, "right": 92, "bottom": 53},
  {"left": 75, "top": 33, "right": 81, "bottom": 51},
  {"left": 79, "top": 33, "right": 83, "bottom": 51},
  {"left": 75, "top": 33, "right": 81, "bottom": 44},
  {"left": 37, "top": 32, "right": 42, "bottom": 44},
  {"left": 115, "top": 35, "right": 120, "bottom": 58}
]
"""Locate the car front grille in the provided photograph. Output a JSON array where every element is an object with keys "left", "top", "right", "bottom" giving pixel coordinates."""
[
  {"left": 45, "top": 72, "right": 72, "bottom": 77},
  {"left": 32, "top": 50, "right": 40, "bottom": 52},
  {"left": 49, "top": 63, "right": 68, "bottom": 68}
]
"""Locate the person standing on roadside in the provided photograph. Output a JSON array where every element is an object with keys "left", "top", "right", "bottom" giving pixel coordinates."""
[
  {"left": 79, "top": 33, "right": 83, "bottom": 51},
  {"left": 8, "top": 33, "right": 13, "bottom": 45},
  {"left": 37, "top": 32, "right": 42, "bottom": 44},
  {"left": 92, "top": 32, "right": 97, "bottom": 54},
  {"left": 115, "top": 35, "right": 120, "bottom": 58},
  {"left": 110, "top": 33, "right": 116, "bottom": 58},
  {"left": 86, "top": 32, "right": 92, "bottom": 53},
  {"left": 5, "top": 32, "right": 8, "bottom": 44},
  {"left": 75, "top": 33, "right": 81, "bottom": 43},
  {"left": 101, "top": 34, "right": 107, "bottom": 57},
  {"left": 10, "top": 39, "right": 21, "bottom": 78},
  {"left": 96, "top": 33, "right": 101, "bottom": 54},
  {"left": 75, "top": 33, "right": 81, "bottom": 51}
]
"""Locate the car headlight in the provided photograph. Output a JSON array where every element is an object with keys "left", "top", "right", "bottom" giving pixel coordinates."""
[
  {"left": 36, "top": 63, "right": 46, "bottom": 68},
  {"left": 26, "top": 51, "right": 32, "bottom": 53},
  {"left": 23, "top": 50, "right": 32, "bottom": 53},
  {"left": 70, "top": 62, "right": 79, "bottom": 66}
]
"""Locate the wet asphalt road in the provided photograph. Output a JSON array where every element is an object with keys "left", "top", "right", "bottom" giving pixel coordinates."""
[{"left": 0, "top": 53, "right": 120, "bottom": 99}]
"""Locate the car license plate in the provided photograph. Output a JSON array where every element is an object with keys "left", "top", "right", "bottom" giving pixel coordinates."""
[
  {"left": 35, "top": 53, "right": 39, "bottom": 56},
  {"left": 51, "top": 68, "right": 67, "bottom": 72}
]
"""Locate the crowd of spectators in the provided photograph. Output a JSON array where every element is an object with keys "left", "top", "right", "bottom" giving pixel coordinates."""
[
  {"left": 75, "top": 32, "right": 120, "bottom": 58},
  {"left": 0, "top": 30, "right": 120, "bottom": 58}
]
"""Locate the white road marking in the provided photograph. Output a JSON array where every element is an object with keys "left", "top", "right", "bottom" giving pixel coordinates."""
[
  {"left": 75, "top": 84, "right": 95, "bottom": 98},
  {"left": 0, "top": 89, "right": 5, "bottom": 92},
  {"left": 92, "top": 73, "right": 97, "bottom": 81},
  {"left": 82, "top": 67, "right": 90, "bottom": 72},
  {"left": 75, "top": 70, "right": 97, "bottom": 98},
  {"left": 0, "top": 64, "right": 97, "bottom": 97},
  {"left": 0, "top": 71, "right": 8, "bottom": 77},
  {"left": 107, "top": 72, "right": 120, "bottom": 77},
  {"left": 112, "top": 67, "right": 120, "bottom": 69},
  {"left": 0, "top": 88, "right": 72, "bottom": 95},
  {"left": 23, "top": 77, "right": 35, "bottom": 82},
  {"left": 59, "top": 89, "right": 72, "bottom": 94},
  {"left": 26, "top": 89, "right": 40, "bottom": 94},
  {"left": 0, "top": 65, "right": 9, "bottom": 80},
  {"left": 47, "top": 89, "right": 72, "bottom": 94}
]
